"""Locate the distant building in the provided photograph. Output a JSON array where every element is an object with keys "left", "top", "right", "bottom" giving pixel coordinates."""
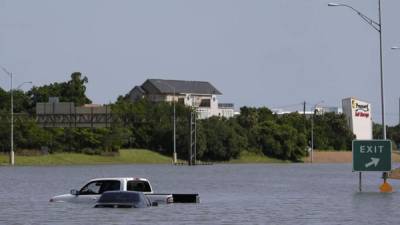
[
  {"left": 218, "top": 103, "right": 235, "bottom": 118},
  {"left": 316, "top": 106, "right": 342, "bottom": 114},
  {"left": 36, "top": 97, "right": 112, "bottom": 128},
  {"left": 272, "top": 106, "right": 342, "bottom": 118},
  {"left": 128, "top": 79, "right": 235, "bottom": 119}
]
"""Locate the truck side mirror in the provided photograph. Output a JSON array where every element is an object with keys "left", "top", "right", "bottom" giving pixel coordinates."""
[{"left": 70, "top": 189, "right": 79, "bottom": 196}]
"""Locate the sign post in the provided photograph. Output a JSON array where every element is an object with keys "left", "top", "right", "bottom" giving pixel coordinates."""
[{"left": 352, "top": 140, "right": 391, "bottom": 191}]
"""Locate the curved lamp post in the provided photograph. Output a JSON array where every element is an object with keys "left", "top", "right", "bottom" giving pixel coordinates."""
[
  {"left": 328, "top": 1, "right": 386, "bottom": 140},
  {"left": 329, "top": 1, "right": 390, "bottom": 189},
  {"left": 11, "top": 81, "right": 32, "bottom": 166},
  {"left": 0, "top": 65, "right": 32, "bottom": 165},
  {"left": 1, "top": 66, "right": 14, "bottom": 165}
]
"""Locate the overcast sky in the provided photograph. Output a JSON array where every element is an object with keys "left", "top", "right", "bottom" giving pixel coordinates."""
[{"left": 1, "top": 0, "right": 400, "bottom": 125}]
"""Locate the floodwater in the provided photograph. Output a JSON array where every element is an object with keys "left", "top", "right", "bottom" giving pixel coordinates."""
[{"left": 1, "top": 163, "right": 400, "bottom": 225}]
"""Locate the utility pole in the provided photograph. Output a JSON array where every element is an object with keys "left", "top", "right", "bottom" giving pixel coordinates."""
[
  {"left": 0, "top": 66, "right": 14, "bottom": 165},
  {"left": 173, "top": 88, "right": 177, "bottom": 164},
  {"left": 329, "top": 0, "right": 389, "bottom": 191},
  {"left": 10, "top": 71, "right": 14, "bottom": 165}
]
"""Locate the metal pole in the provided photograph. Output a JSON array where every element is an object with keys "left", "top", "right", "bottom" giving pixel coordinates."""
[
  {"left": 378, "top": 0, "right": 388, "bottom": 182},
  {"left": 378, "top": 0, "right": 386, "bottom": 140},
  {"left": 311, "top": 112, "right": 314, "bottom": 164},
  {"left": 10, "top": 72, "right": 14, "bottom": 165},
  {"left": 173, "top": 88, "right": 177, "bottom": 164},
  {"left": 359, "top": 172, "right": 362, "bottom": 192},
  {"left": 193, "top": 113, "right": 197, "bottom": 165}
]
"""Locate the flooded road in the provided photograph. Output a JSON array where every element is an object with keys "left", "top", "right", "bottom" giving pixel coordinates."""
[{"left": 1, "top": 164, "right": 399, "bottom": 225}]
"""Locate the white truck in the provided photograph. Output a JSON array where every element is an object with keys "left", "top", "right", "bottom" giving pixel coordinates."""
[
  {"left": 50, "top": 177, "right": 199, "bottom": 204},
  {"left": 50, "top": 177, "right": 173, "bottom": 204}
]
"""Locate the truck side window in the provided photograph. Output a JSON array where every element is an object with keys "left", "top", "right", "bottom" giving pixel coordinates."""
[
  {"left": 79, "top": 181, "right": 102, "bottom": 195},
  {"left": 127, "top": 181, "right": 151, "bottom": 192},
  {"left": 99, "top": 181, "right": 121, "bottom": 194},
  {"left": 79, "top": 180, "right": 120, "bottom": 195}
]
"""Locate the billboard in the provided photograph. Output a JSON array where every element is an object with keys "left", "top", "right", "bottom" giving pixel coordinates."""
[{"left": 342, "top": 97, "right": 372, "bottom": 140}]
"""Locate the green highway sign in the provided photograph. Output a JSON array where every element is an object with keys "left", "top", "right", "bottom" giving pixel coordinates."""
[{"left": 352, "top": 140, "right": 391, "bottom": 172}]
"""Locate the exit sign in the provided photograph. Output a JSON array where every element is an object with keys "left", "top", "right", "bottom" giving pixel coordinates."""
[{"left": 352, "top": 140, "right": 391, "bottom": 172}]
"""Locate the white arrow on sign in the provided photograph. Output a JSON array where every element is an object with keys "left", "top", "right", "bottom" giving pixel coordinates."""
[{"left": 365, "top": 157, "right": 380, "bottom": 168}]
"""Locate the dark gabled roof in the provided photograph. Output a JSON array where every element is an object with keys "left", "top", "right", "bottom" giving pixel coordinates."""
[
  {"left": 132, "top": 85, "right": 145, "bottom": 94},
  {"left": 143, "top": 79, "right": 222, "bottom": 95}
]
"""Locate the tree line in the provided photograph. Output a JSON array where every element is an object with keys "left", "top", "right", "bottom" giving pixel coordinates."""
[{"left": 1, "top": 72, "right": 390, "bottom": 162}]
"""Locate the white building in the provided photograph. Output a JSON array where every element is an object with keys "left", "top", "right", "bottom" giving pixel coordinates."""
[
  {"left": 342, "top": 97, "right": 372, "bottom": 140},
  {"left": 128, "top": 79, "right": 235, "bottom": 119},
  {"left": 272, "top": 106, "right": 342, "bottom": 118}
]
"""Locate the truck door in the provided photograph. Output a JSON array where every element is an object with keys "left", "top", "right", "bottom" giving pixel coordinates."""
[{"left": 73, "top": 180, "right": 121, "bottom": 203}]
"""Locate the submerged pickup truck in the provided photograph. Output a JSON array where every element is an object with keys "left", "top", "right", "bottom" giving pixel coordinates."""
[
  {"left": 50, "top": 177, "right": 199, "bottom": 204},
  {"left": 50, "top": 177, "right": 173, "bottom": 204}
]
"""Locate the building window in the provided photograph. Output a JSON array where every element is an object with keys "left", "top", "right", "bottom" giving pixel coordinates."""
[{"left": 199, "top": 99, "right": 210, "bottom": 107}]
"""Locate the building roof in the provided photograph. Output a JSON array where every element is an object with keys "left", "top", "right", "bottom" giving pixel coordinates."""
[
  {"left": 143, "top": 79, "right": 222, "bottom": 95},
  {"left": 132, "top": 85, "right": 145, "bottom": 94}
]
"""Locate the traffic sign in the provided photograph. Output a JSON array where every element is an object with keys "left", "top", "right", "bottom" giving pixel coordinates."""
[{"left": 352, "top": 140, "right": 391, "bottom": 172}]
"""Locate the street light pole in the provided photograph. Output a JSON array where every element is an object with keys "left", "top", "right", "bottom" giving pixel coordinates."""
[
  {"left": 1, "top": 66, "right": 32, "bottom": 166},
  {"left": 172, "top": 87, "right": 177, "bottom": 164},
  {"left": 329, "top": 0, "right": 390, "bottom": 190},
  {"left": 378, "top": 0, "right": 386, "bottom": 140},
  {"left": 328, "top": 0, "right": 386, "bottom": 140},
  {"left": 311, "top": 112, "right": 314, "bottom": 163},
  {"left": 1, "top": 66, "right": 14, "bottom": 165},
  {"left": 10, "top": 71, "right": 14, "bottom": 165}
]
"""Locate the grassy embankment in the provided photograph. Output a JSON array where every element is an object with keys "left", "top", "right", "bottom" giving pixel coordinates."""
[
  {"left": 0, "top": 149, "right": 173, "bottom": 166},
  {"left": 9, "top": 149, "right": 400, "bottom": 166},
  {"left": 0, "top": 149, "right": 286, "bottom": 166},
  {"left": 229, "top": 151, "right": 288, "bottom": 163}
]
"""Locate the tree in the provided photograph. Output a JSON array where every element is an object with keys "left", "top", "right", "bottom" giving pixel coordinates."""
[
  {"left": 198, "top": 117, "right": 243, "bottom": 161},
  {"left": 28, "top": 72, "right": 91, "bottom": 111},
  {"left": 312, "top": 113, "right": 354, "bottom": 150},
  {"left": 62, "top": 72, "right": 91, "bottom": 106},
  {"left": 387, "top": 125, "right": 400, "bottom": 150},
  {"left": 256, "top": 121, "right": 307, "bottom": 161},
  {"left": 13, "top": 118, "right": 51, "bottom": 150}
]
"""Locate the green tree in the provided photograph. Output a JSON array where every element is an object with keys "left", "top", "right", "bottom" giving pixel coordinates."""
[
  {"left": 312, "top": 113, "right": 354, "bottom": 150},
  {"left": 198, "top": 117, "right": 244, "bottom": 161},
  {"left": 13, "top": 118, "right": 51, "bottom": 150},
  {"left": 62, "top": 72, "right": 91, "bottom": 106},
  {"left": 256, "top": 121, "right": 307, "bottom": 161},
  {"left": 28, "top": 72, "right": 91, "bottom": 111}
]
